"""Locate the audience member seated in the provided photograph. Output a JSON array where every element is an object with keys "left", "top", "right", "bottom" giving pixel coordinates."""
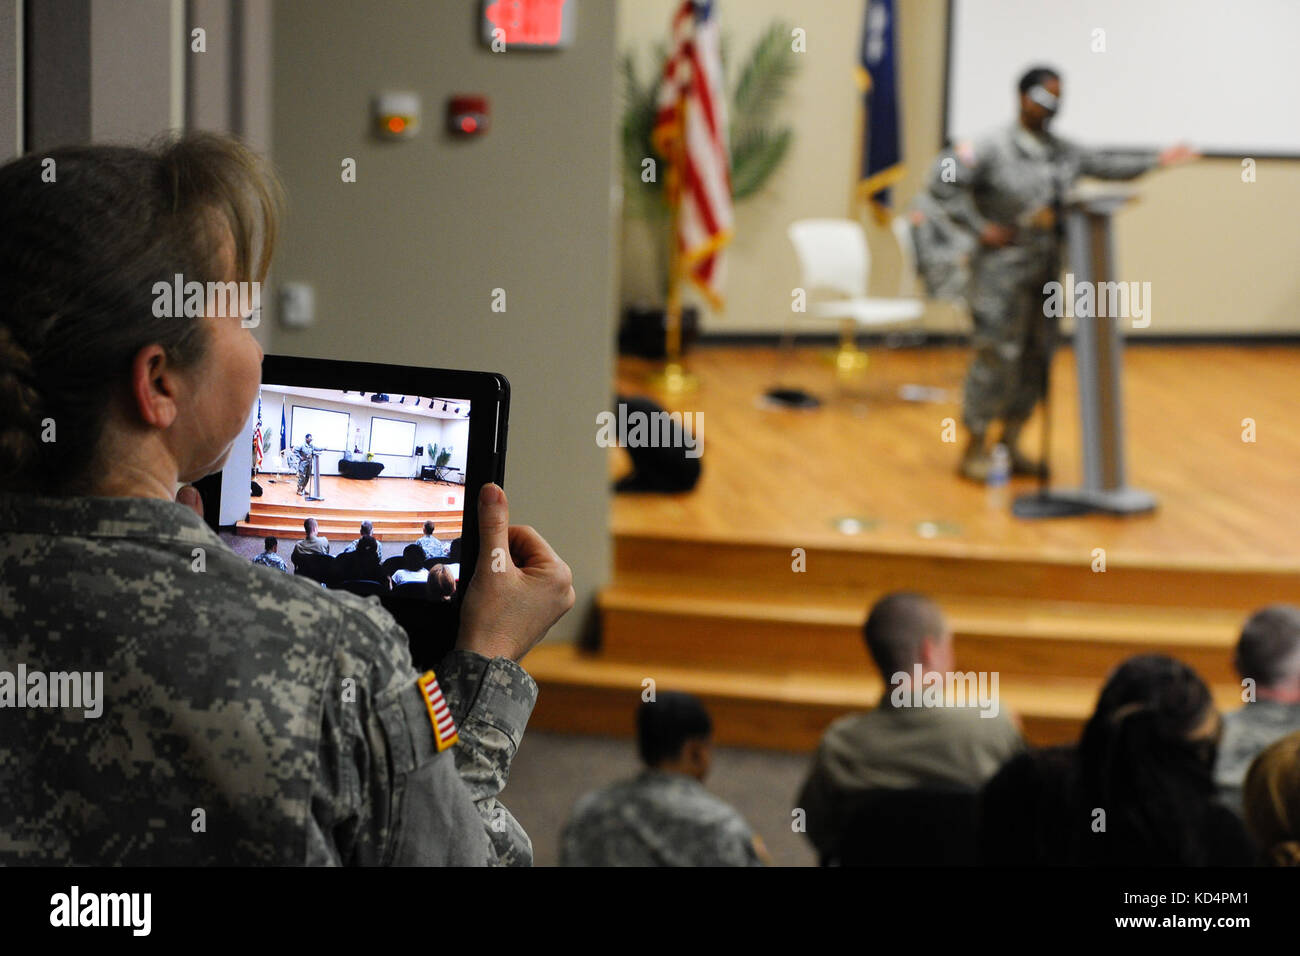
[
  {"left": 291, "top": 517, "right": 330, "bottom": 558},
  {"left": 392, "top": 544, "right": 430, "bottom": 585},
  {"left": 982, "top": 654, "right": 1255, "bottom": 866},
  {"left": 976, "top": 743, "right": 1076, "bottom": 866},
  {"left": 1214, "top": 605, "right": 1300, "bottom": 813},
  {"left": 796, "top": 591, "right": 1024, "bottom": 863},
  {"left": 334, "top": 535, "right": 384, "bottom": 585},
  {"left": 338, "top": 520, "right": 384, "bottom": 562},
  {"left": 428, "top": 564, "right": 455, "bottom": 602},
  {"left": 251, "top": 535, "right": 289, "bottom": 573},
  {"left": 560, "top": 692, "right": 769, "bottom": 866},
  {"left": 1242, "top": 730, "right": 1300, "bottom": 867},
  {"left": 291, "top": 550, "right": 337, "bottom": 588},
  {"left": 416, "top": 521, "right": 450, "bottom": 560}
]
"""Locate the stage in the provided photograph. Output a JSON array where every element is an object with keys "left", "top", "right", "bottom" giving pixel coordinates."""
[
  {"left": 526, "top": 343, "right": 1300, "bottom": 749},
  {"left": 234, "top": 474, "right": 464, "bottom": 543}
]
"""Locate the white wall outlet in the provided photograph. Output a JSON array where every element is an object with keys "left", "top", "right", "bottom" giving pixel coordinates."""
[{"left": 279, "top": 282, "right": 315, "bottom": 327}]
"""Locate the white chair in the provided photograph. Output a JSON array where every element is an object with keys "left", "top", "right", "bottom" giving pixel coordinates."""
[
  {"left": 787, "top": 218, "right": 924, "bottom": 380},
  {"left": 762, "top": 218, "right": 928, "bottom": 408}
]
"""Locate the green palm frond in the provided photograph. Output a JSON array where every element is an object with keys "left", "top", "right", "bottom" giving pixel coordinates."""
[
  {"left": 731, "top": 22, "right": 798, "bottom": 137},
  {"left": 730, "top": 126, "right": 794, "bottom": 201}
]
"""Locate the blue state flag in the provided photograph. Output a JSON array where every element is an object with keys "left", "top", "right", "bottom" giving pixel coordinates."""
[{"left": 857, "top": 0, "right": 903, "bottom": 220}]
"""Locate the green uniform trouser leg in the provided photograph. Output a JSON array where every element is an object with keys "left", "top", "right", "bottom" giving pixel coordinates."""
[{"left": 962, "top": 256, "right": 1056, "bottom": 436}]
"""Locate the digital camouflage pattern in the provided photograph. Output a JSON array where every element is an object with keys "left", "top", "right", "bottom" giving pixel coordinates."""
[
  {"left": 560, "top": 769, "right": 763, "bottom": 867},
  {"left": 0, "top": 492, "right": 537, "bottom": 866},
  {"left": 339, "top": 536, "right": 384, "bottom": 562},
  {"left": 1214, "top": 700, "right": 1300, "bottom": 813},
  {"left": 251, "top": 551, "right": 290, "bottom": 573},
  {"left": 917, "top": 123, "right": 1157, "bottom": 434}
]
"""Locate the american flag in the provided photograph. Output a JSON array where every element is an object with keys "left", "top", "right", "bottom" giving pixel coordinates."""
[
  {"left": 418, "top": 671, "right": 459, "bottom": 751},
  {"left": 652, "top": 0, "right": 733, "bottom": 311},
  {"left": 252, "top": 396, "right": 264, "bottom": 472}
]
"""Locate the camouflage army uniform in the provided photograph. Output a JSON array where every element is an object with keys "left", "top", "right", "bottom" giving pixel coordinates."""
[
  {"left": 923, "top": 123, "right": 1157, "bottom": 436},
  {"left": 294, "top": 440, "right": 316, "bottom": 494},
  {"left": 1214, "top": 700, "right": 1300, "bottom": 813},
  {"left": 340, "top": 536, "right": 384, "bottom": 562},
  {"left": 0, "top": 493, "right": 537, "bottom": 866},
  {"left": 559, "top": 769, "right": 763, "bottom": 867},
  {"left": 417, "top": 534, "right": 451, "bottom": 561},
  {"left": 251, "top": 551, "right": 290, "bottom": 573}
]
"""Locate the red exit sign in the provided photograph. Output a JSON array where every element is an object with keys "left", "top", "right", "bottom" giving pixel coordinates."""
[{"left": 480, "top": 0, "right": 574, "bottom": 50}]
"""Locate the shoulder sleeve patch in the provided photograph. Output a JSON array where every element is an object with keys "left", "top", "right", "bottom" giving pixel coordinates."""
[{"left": 418, "top": 671, "right": 459, "bottom": 752}]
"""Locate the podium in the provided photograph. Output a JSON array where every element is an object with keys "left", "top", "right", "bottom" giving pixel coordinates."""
[
  {"left": 305, "top": 450, "right": 324, "bottom": 502},
  {"left": 1015, "top": 185, "right": 1157, "bottom": 517}
]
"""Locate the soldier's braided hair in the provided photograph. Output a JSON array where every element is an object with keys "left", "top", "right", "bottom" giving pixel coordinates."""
[{"left": 0, "top": 133, "right": 282, "bottom": 493}]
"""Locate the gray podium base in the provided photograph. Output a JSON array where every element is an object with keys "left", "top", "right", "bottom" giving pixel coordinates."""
[{"left": 1013, "top": 486, "right": 1157, "bottom": 518}]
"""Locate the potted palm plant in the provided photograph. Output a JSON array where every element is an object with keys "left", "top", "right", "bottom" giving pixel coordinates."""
[
  {"left": 426, "top": 443, "right": 452, "bottom": 482},
  {"left": 619, "top": 19, "right": 799, "bottom": 357}
]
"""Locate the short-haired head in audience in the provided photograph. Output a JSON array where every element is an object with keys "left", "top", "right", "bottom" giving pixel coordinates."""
[
  {"left": 428, "top": 565, "right": 455, "bottom": 602},
  {"left": 637, "top": 691, "right": 713, "bottom": 782},
  {"left": 1243, "top": 730, "right": 1300, "bottom": 866},
  {"left": 263, "top": 536, "right": 277, "bottom": 553},
  {"left": 360, "top": 520, "right": 373, "bottom": 537},
  {"left": 863, "top": 591, "right": 952, "bottom": 684},
  {"left": 1235, "top": 604, "right": 1300, "bottom": 702},
  {"left": 303, "top": 518, "right": 316, "bottom": 536},
  {"left": 402, "top": 543, "right": 425, "bottom": 571},
  {"left": 423, "top": 520, "right": 435, "bottom": 536}
]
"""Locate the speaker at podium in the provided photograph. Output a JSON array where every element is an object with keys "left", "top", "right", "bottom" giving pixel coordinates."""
[{"left": 1015, "top": 184, "right": 1156, "bottom": 519}]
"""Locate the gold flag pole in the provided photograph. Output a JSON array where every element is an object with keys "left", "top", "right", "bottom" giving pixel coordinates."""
[{"left": 651, "top": 88, "right": 697, "bottom": 394}]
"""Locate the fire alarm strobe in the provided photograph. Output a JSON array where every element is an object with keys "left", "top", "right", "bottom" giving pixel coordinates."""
[
  {"left": 448, "top": 95, "right": 490, "bottom": 136},
  {"left": 373, "top": 91, "right": 421, "bottom": 139}
]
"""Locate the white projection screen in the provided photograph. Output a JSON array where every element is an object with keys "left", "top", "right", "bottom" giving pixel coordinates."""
[
  {"left": 369, "top": 417, "right": 417, "bottom": 457},
  {"left": 946, "top": 0, "right": 1300, "bottom": 156},
  {"left": 289, "top": 406, "right": 349, "bottom": 451}
]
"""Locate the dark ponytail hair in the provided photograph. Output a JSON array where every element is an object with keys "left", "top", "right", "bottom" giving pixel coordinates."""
[
  {"left": 0, "top": 132, "right": 282, "bottom": 493},
  {"left": 1074, "top": 655, "right": 1220, "bottom": 864}
]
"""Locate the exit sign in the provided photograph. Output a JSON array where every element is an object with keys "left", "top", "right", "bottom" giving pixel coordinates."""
[{"left": 480, "top": 0, "right": 574, "bottom": 50}]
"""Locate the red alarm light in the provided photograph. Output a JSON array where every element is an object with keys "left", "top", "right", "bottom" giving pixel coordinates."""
[{"left": 447, "top": 95, "right": 490, "bottom": 137}]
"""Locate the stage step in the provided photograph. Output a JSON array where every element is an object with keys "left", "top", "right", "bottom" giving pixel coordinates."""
[
  {"left": 523, "top": 644, "right": 1246, "bottom": 751},
  {"left": 613, "top": 533, "right": 1300, "bottom": 612},
  {"left": 596, "top": 585, "right": 1243, "bottom": 684}
]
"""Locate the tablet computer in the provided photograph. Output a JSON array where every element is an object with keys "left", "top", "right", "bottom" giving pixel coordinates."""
[{"left": 197, "top": 355, "right": 510, "bottom": 668}]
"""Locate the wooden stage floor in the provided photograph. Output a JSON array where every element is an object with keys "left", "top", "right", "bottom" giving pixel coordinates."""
[
  {"left": 522, "top": 343, "right": 1300, "bottom": 750},
  {"left": 253, "top": 473, "right": 464, "bottom": 513},
  {"left": 612, "top": 344, "right": 1300, "bottom": 568}
]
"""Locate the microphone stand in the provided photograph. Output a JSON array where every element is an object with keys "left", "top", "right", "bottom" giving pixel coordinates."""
[{"left": 1013, "top": 162, "right": 1090, "bottom": 519}]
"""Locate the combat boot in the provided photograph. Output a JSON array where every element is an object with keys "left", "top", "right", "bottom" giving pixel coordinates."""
[
  {"left": 1000, "top": 418, "right": 1048, "bottom": 479},
  {"left": 958, "top": 431, "right": 992, "bottom": 482}
]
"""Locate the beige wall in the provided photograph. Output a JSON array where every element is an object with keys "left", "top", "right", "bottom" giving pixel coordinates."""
[
  {"left": 268, "top": 0, "right": 619, "bottom": 641},
  {"left": 618, "top": 0, "right": 1300, "bottom": 336}
]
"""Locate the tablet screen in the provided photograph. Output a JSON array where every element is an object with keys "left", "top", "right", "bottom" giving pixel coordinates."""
[{"left": 231, "top": 383, "right": 473, "bottom": 604}]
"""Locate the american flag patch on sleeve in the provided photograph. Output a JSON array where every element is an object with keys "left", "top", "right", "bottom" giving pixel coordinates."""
[{"left": 417, "top": 671, "right": 459, "bottom": 751}]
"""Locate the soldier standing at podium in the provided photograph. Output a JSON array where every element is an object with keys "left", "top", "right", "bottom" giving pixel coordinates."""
[
  {"left": 294, "top": 433, "right": 317, "bottom": 495},
  {"left": 919, "top": 66, "right": 1195, "bottom": 481}
]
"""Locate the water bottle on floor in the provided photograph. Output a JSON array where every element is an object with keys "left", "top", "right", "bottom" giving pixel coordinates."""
[{"left": 987, "top": 443, "right": 1010, "bottom": 510}]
